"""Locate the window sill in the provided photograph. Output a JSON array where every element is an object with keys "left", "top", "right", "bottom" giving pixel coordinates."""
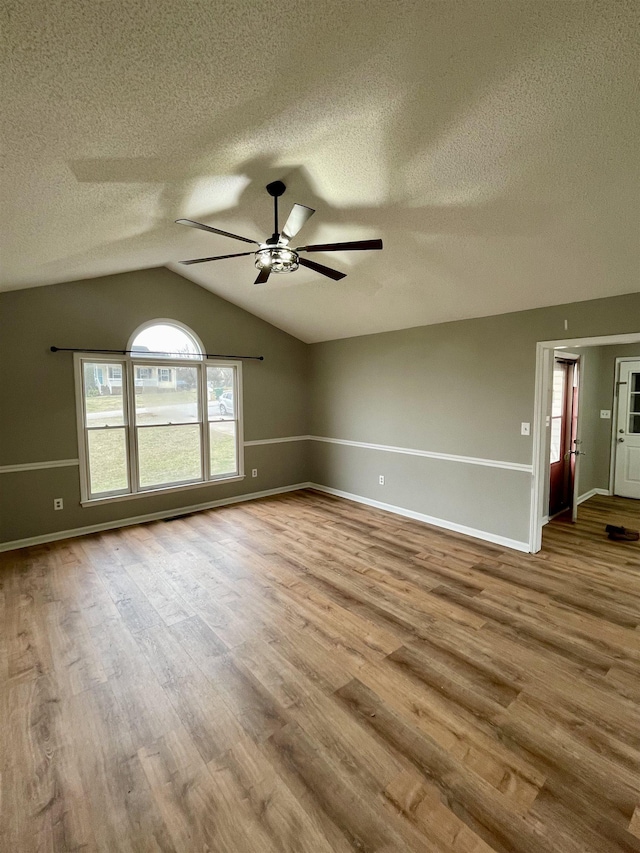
[{"left": 81, "top": 474, "right": 246, "bottom": 507}]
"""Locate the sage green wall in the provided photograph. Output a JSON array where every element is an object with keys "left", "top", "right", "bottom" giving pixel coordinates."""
[
  {"left": 0, "top": 268, "right": 310, "bottom": 545},
  {"left": 577, "top": 343, "right": 640, "bottom": 496},
  {"left": 309, "top": 293, "right": 640, "bottom": 545},
  {"left": 2, "top": 273, "right": 639, "bottom": 550},
  {"left": 573, "top": 346, "right": 602, "bottom": 498}
]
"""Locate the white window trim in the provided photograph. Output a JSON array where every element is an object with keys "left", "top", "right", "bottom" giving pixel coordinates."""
[{"left": 74, "top": 348, "right": 244, "bottom": 506}]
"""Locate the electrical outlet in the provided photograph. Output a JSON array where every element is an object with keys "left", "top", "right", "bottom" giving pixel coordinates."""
[
  {"left": 521, "top": 422, "right": 530, "bottom": 436},
  {"left": 252, "top": 468, "right": 258, "bottom": 478},
  {"left": 600, "top": 410, "right": 611, "bottom": 419},
  {"left": 53, "top": 498, "right": 64, "bottom": 511},
  {"left": 378, "top": 475, "right": 385, "bottom": 485}
]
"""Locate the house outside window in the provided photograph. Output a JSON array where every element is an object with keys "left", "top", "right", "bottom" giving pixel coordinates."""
[{"left": 74, "top": 321, "right": 243, "bottom": 503}]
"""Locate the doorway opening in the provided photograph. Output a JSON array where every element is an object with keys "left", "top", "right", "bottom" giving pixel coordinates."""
[{"left": 530, "top": 332, "right": 640, "bottom": 553}]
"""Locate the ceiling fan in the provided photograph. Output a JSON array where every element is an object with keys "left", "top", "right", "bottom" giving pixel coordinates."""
[{"left": 176, "top": 180, "right": 383, "bottom": 285}]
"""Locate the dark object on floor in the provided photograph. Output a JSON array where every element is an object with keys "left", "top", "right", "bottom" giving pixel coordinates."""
[{"left": 607, "top": 526, "right": 639, "bottom": 541}]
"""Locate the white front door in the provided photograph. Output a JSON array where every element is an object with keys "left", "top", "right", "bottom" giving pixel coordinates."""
[{"left": 614, "top": 360, "right": 640, "bottom": 499}]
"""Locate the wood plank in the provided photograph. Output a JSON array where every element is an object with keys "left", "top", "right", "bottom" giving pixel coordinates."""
[{"left": 1, "top": 490, "right": 638, "bottom": 852}]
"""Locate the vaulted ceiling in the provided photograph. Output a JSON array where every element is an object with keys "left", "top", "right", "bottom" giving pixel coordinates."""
[{"left": 1, "top": 0, "right": 638, "bottom": 342}]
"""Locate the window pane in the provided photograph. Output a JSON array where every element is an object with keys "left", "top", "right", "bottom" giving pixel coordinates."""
[
  {"left": 131, "top": 324, "right": 201, "bottom": 359},
  {"left": 137, "top": 425, "right": 202, "bottom": 487},
  {"left": 209, "top": 422, "right": 237, "bottom": 477},
  {"left": 87, "top": 428, "right": 128, "bottom": 494},
  {"left": 550, "top": 417, "right": 562, "bottom": 463},
  {"left": 84, "top": 362, "right": 125, "bottom": 426},
  {"left": 551, "top": 364, "right": 565, "bottom": 418},
  {"left": 207, "top": 366, "right": 235, "bottom": 421},
  {"left": 135, "top": 366, "right": 199, "bottom": 425}
]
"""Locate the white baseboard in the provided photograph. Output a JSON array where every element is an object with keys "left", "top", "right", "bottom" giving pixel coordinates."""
[
  {"left": 0, "top": 483, "right": 312, "bottom": 553},
  {"left": 308, "top": 483, "right": 530, "bottom": 553},
  {"left": 577, "top": 487, "right": 611, "bottom": 506},
  {"left": 1, "top": 479, "right": 531, "bottom": 555}
]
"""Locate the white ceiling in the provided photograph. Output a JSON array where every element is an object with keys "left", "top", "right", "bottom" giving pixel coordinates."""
[{"left": 1, "top": 0, "right": 638, "bottom": 343}]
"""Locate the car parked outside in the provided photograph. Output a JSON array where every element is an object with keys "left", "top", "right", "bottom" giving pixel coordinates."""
[{"left": 218, "top": 391, "right": 234, "bottom": 416}]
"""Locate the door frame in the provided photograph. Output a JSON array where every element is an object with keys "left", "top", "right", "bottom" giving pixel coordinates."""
[
  {"left": 610, "top": 356, "right": 640, "bottom": 496},
  {"left": 529, "top": 332, "right": 640, "bottom": 553}
]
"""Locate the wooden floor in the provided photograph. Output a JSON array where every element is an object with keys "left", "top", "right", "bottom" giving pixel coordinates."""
[{"left": 1, "top": 490, "right": 639, "bottom": 852}]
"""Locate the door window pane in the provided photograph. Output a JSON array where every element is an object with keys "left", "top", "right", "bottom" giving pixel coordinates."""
[
  {"left": 550, "top": 361, "right": 566, "bottom": 463},
  {"left": 209, "top": 422, "right": 237, "bottom": 477},
  {"left": 137, "top": 425, "right": 202, "bottom": 487},
  {"left": 207, "top": 366, "right": 235, "bottom": 420},
  {"left": 84, "top": 362, "right": 125, "bottom": 427},
  {"left": 135, "top": 366, "right": 199, "bottom": 425},
  {"left": 630, "top": 373, "right": 640, "bottom": 420},
  {"left": 551, "top": 363, "right": 565, "bottom": 417},
  {"left": 550, "top": 418, "right": 562, "bottom": 464},
  {"left": 87, "top": 428, "right": 128, "bottom": 494}
]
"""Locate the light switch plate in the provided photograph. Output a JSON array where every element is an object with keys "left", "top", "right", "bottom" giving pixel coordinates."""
[
  {"left": 521, "top": 422, "right": 530, "bottom": 436},
  {"left": 600, "top": 410, "right": 611, "bottom": 419}
]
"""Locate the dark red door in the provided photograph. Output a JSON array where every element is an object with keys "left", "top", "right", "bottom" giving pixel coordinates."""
[{"left": 549, "top": 358, "right": 578, "bottom": 517}]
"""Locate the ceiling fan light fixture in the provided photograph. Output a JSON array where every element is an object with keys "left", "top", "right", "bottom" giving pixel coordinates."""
[{"left": 255, "top": 246, "right": 299, "bottom": 274}]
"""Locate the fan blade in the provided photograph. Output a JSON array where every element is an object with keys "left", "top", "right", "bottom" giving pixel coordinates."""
[
  {"left": 298, "top": 257, "right": 346, "bottom": 281},
  {"left": 298, "top": 238, "right": 383, "bottom": 252},
  {"left": 280, "top": 204, "right": 315, "bottom": 244},
  {"left": 254, "top": 267, "right": 271, "bottom": 285},
  {"left": 179, "top": 251, "right": 254, "bottom": 265},
  {"left": 175, "top": 218, "right": 259, "bottom": 245}
]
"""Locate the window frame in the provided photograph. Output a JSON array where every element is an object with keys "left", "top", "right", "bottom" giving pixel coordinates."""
[{"left": 74, "top": 343, "right": 244, "bottom": 506}]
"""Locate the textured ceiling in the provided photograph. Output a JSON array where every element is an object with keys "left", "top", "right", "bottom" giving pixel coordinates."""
[{"left": 1, "top": 0, "right": 638, "bottom": 342}]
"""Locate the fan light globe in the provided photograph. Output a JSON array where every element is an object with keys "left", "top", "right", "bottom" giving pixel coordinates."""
[{"left": 255, "top": 246, "right": 299, "bottom": 274}]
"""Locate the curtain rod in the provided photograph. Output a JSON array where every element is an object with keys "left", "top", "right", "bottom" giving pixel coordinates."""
[{"left": 50, "top": 346, "right": 263, "bottom": 361}]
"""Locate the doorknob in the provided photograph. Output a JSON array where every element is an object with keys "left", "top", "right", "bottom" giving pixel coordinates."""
[{"left": 618, "top": 437, "right": 625, "bottom": 443}]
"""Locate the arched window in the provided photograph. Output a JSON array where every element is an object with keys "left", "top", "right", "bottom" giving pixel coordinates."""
[
  {"left": 129, "top": 321, "right": 203, "bottom": 360},
  {"left": 75, "top": 321, "right": 243, "bottom": 502}
]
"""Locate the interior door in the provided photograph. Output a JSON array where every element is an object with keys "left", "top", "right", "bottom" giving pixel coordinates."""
[
  {"left": 549, "top": 357, "right": 580, "bottom": 517},
  {"left": 570, "top": 359, "right": 582, "bottom": 522},
  {"left": 614, "top": 360, "right": 640, "bottom": 499}
]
